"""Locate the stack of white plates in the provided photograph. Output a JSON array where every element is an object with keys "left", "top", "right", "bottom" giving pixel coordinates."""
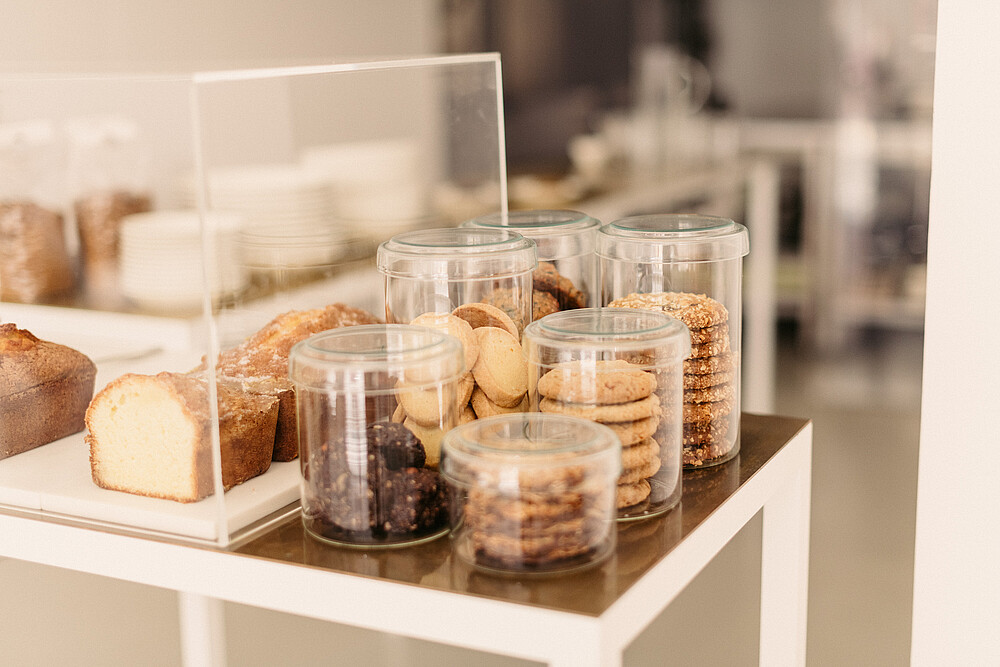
[
  {"left": 300, "top": 140, "right": 432, "bottom": 242},
  {"left": 119, "top": 210, "right": 248, "bottom": 313},
  {"left": 178, "top": 163, "right": 350, "bottom": 268}
]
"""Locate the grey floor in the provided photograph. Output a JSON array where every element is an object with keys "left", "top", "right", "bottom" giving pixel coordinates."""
[{"left": 0, "top": 322, "right": 924, "bottom": 666}]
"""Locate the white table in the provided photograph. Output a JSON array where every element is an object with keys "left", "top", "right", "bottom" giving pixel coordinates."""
[{"left": 0, "top": 414, "right": 811, "bottom": 666}]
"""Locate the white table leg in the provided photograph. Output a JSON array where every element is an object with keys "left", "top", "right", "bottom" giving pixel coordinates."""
[
  {"left": 758, "top": 435, "right": 812, "bottom": 666},
  {"left": 178, "top": 591, "right": 227, "bottom": 667}
]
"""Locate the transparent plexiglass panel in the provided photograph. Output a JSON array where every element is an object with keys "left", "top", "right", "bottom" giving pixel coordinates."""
[{"left": 0, "top": 55, "right": 506, "bottom": 546}]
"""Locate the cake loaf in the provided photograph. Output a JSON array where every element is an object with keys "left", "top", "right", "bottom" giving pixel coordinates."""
[
  {"left": 86, "top": 371, "right": 279, "bottom": 503},
  {"left": 0, "top": 323, "right": 97, "bottom": 459},
  {"left": 214, "top": 303, "right": 381, "bottom": 461}
]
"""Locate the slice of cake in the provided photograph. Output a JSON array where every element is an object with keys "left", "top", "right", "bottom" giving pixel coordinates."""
[{"left": 85, "top": 372, "right": 278, "bottom": 503}]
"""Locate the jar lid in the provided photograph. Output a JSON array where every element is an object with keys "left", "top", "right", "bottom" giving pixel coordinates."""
[
  {"left": 523, "top": 308, "right": 691, "bottom": 365},
  {"left": 461, "top": 209, "right": 599, "bottom": 262},
  {"left": 289, "top": 324, "right": 464, "bottom": 392},
  {"left": 377, "top": 227, "right": 537, "bottom": 280},
  {"left": 597, "top": 214, "right": 749, "bottom": 263},
  {"left": 440, "top": 413, "right": 621, "bottom": 485}
]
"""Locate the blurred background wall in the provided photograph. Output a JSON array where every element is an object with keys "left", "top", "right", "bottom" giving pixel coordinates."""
[{"left": 0, "top": 1, "right": 937, "bottom": 665}]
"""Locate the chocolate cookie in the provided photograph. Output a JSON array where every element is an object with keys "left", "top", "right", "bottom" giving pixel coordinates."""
[
  {"left": 367, "top": 422, "right": 426, "bottom": 470},
  {"left": 533, "top": 261, "right": 586, "bottom": 309}
]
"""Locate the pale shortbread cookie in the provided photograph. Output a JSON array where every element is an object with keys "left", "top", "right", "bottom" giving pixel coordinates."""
[
  {"left": 538, "top": 393, "right": 660, "bottom": 423},
  {"left": 619, "top": 455, "right": 661, "bottom": 485},
  {"left": 608, "top": 291, "right": 728, "bottom": 329},
  {"left": 536, "top": 359, "right": 656, "bottom": 405},
  {"left": 470, "top": 386, "right": 528, "bottom": 418},
  {"left": 410, "top": 312, "right": 480, "bottom": 372},
  {"left": 395, "top": 371, "right": 474, "bottom": 426},
  {"left": 402, "top": 417, "right": 444, "bottom": 469},
  {"left": 459, "top": 403, "right": 477, "bottom": 424},
  {"left": 452, "top": 302, "right": 520, "bottom": 339},
  {"left": 616, "top": 478, "right": 651, "bottom": 509},
  {"left": 604, "top": 413, "right": 660, "bottom": 446},
  {"left": 471, "top": 326, "right": 528, "bottom": 408}
]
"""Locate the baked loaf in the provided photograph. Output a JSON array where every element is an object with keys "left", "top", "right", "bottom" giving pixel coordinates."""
[
  {"left": 0, "top": 323, "right": 97, "bottom": 459},
  {"left": 86, "top": 372, "right": 279, "bottom": 503},
  {"left": 214, "top": 303, "right": 381, "bottom": 461}
]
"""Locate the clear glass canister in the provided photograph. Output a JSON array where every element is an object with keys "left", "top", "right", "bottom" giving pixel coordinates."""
[
  {"left": 523, "top": 308, "right": 690, "bottom": 519},
  {"left": 461, "top": 209, "right": 600, "bottom": 316},
  {"left": 597, "top": 214, "right": 749, "bottom": 468},
  {"left": 290, "top": 324, "right": 465, "bottom": 548},
  {"left": 377, "top": 228, "right": 537, "bottom": 424},
  {"left": 440, "top": 413, "right": 620, "bottom": 575}
]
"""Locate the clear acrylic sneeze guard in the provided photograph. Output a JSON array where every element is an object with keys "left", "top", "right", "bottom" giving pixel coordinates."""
[{"left": 0, "top": 54, "right": 506, "bottom": 546}]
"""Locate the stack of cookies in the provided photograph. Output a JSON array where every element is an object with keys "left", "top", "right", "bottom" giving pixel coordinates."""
[
  {"left": 462, "top": 461, "right": 614, "bottom": 571},
  {"left": 481, "top": 261, "right": 587, "bottom": 331},
  {"left": 395, "top": 304, "right": 529, "bottom": 462},
  {"left": 535, "top": 359, "right": 662, "bottom": 510},
  {"left": 608, "top": 291, "right": 736, "bottom": 466}
]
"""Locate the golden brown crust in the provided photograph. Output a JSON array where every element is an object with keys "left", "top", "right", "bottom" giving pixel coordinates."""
[
  {"left": 608, "top": 291, "right": 728, "bottom": 329},
  {"left": 1, "top": 324, "right": 97, "bottom": 459}
]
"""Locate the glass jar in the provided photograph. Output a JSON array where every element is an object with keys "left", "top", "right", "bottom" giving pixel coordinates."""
[
  {"left": 523, "top": 308, "right": 690, "bottom": 519},
  {"left": 597, "top": 214, "right": 749, "bottom": 468},
  {"left": 461, "top": 209, "right": 600, "bottom": 316},
  {"left": 377, "top": 227, "right": 537, "bottom": 334},
  {"left": 440, "top": 413, "right": 620, "bottom": 575},
  {"left": 290, "top": 324, "right": 464, "bottom": 548}
]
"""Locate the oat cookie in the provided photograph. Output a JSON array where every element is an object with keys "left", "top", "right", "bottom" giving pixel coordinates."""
[
  {"left": 682, "top": 418, "right": 731, "bottom": 445},
  {"left": 538, "top": 394, "right": 660, "bottom": 423},
  {"left": 689, "top": 322, "right": 730, "bottom": 345},
  {"left": 685, "top": 383, "right": 734, "bottom": 404},
  {"left": 452, "top": 302, "right": 520, "bottom": 339},
  {"left": 616, "top": 478, "right": 652, "bottom": 509},
  {"left": 471, "top": 326, "right": 528, "bottom": 408},
  {"left": 684, "top": 440, "right": 734, "bottom": 467},
  {"left": 683, "top": 398, "right": 734, "bottom": 424},
  {"left": 684, "top": 351, "right": 735, "bottom": 376},
  {"left": 536, "top": 359, "right": 656, "bottom": 405},
  {"left": 689, "top": 336, "right": 731, "bottom": 359},
  {"left": 684, "top": 370, "right": 734, "bottom": 390},
  {"left": 608, "top": 291, "right": 728, "bottom": 329},
  {"left": 604, "top": 413, "right": 660, "bottom": 446}
]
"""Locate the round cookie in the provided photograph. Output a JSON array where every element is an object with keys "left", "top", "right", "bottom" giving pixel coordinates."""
[
  {"left": 536, "top": 359, "right": 656, "bottom": 405},
  {"left": 459, "top": 403, "right": 477, "bottom": 424},
  {"left": 410, "top": 311, "right": 480, "bottom": 372},
  {"left": 684, "top": 370, "right": 734, "bottom": 390},
  {"left": 684, "top": 351, "right": 735, "bottom": 376},
  {"left": 683, "top": 398, "right": 734, "bottom": 425},
  {"left": 619, "top": 455, "right": 661, "bottom": 485},
  {"left": 689, "top": 336, "right": 731, "bottom": 359},
  {"left": 532, "top": 289, "right": 560, "bottom": 321},
  {"left": 471, "top": 326, "right": 528, "bottom": 408},
  {"left": 683, "top": 417, "right": 731, "bottom": 445},
  {"left": 685, "top": 382, "right": 734, "bottom": 404},
  {"left": 616, "top": 478, "right": 651, "bottom": 509},
  {"left": 621, "top": 437, "right": 660, "bottom": 470},
  {"left": 608, "top": 291, "right": 728, "bottom": 329},
  {"left": 470, "top": 385, "right": 528, "bottom": 418},
  {"left": 604, "top": 413, "right": 660, "bottom": 446},
  {"left": 402, "top": 418, "right": 444, "bottom": 469},
  {"left": 452, "top": 302, "right": 520, "bottom": 339},
  {"left": 538, "top": 393, "right": 660, "bottom": 423},
  {"left": 689, "top": 322, "right": 730, "bottom": 345},
  {"left": 533, "top": 261, "right": 587, "bottom": 310}
]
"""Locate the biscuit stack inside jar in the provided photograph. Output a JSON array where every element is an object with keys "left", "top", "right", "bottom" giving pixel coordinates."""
[
  {"left": 523, "top": 308, "right": 690, "bottom": 519},
  {"left": 598, "top": 214, "right": 749, "bottom": 468},
  {"left": 462, "top": 209, "right": 599, "bottom": 319},
  {"left": 440, "top": 413, "right": 620, "bottom": 574},
  {"left": 377, "top": 227, "right": 537, "bottom": 425},
  {"left": 290, "top": 324, "right": 463, "bottom": 547}
]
